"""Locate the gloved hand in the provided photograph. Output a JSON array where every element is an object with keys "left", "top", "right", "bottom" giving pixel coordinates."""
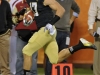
[{"left": 44, "top": 23, "right": 56, "bottom": 35}]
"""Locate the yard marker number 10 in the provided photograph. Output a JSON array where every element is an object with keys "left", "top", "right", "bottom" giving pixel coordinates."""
[{"left": 52, "top": 64, "right": 73, "bottom": 75}]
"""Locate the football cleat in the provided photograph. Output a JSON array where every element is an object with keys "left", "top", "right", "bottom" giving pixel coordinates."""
[{"left": 80, "top": 38, "right": 97, "bottom": 50}]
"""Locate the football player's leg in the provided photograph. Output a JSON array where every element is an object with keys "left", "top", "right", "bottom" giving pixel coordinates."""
[
  {"left": 58, "top": 38, "right": 97, "bottom": 63},
  {"left": 23, "top": 54, "right": 32, "bottom": 70},
  {"left": 22, "top": 27, "right": 56, "bottom": 56},
  {"left": 44, "top": 40, "right": 58, "bottom": 64},
  {"left": 58, "top": 48, "right": 71, "bottom": 63},
  {"left": 23, "top": 52, "right": 38, "bottom": 72}
]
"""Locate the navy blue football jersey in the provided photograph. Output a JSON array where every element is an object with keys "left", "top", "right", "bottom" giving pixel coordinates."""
[{"left": 26, "top": 0, "right": 54, "bottom": 29}]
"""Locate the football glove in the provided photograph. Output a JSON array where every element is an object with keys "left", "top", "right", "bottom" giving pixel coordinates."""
[{"left": 44, "top": 23, "right": 56, "bottom": 35}]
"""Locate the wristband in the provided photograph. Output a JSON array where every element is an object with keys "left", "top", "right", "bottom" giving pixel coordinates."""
[{"left": 49, "top": 15, "right": 60, "bottom": 25}]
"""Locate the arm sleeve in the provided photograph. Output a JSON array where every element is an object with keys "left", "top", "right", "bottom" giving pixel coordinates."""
[
  {"left": 88, "top": 0, "right": 98, "bottom": 29},
  {"left": 6, "top": 2, "right": 13, "bottom": 29},
  {"left": 71, "top": 0, "right": 80, "bottom": 16}
]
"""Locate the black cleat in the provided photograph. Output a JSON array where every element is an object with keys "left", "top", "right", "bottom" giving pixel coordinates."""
[{"left": 80, "top": 38, "right": 97, "bottom": 50}]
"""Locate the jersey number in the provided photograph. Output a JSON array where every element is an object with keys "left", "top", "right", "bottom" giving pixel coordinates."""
[{"left": 30, "top": 2, "right": 39, "bottom": 16}]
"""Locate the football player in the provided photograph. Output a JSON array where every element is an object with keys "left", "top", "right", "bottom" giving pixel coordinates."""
[
  {"left": 22, "top": 0, "right": 97, "bottom": 67},
  {"left": 22, "top": 0, "right": 65, "bottom": 65}
]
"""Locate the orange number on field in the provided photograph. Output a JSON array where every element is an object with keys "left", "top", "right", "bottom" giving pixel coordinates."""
[
  {"left": 55, "top": 65, "right": 70, "bottom": 75},
  {"left": 52, "top": 64, "right": 73, "bottom": 75}
]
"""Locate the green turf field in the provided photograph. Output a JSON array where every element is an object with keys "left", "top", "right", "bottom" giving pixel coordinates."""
[
  {"left": 0, "top": 67, "right": 93, "bottom": 75},
  {"left": 38, "top": 68, "right": 93, "bottom": 75}
]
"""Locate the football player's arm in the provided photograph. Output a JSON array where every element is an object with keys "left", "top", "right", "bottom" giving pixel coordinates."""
[{"left": 43, "top": 0, "right": 65, "bottom": 25}]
